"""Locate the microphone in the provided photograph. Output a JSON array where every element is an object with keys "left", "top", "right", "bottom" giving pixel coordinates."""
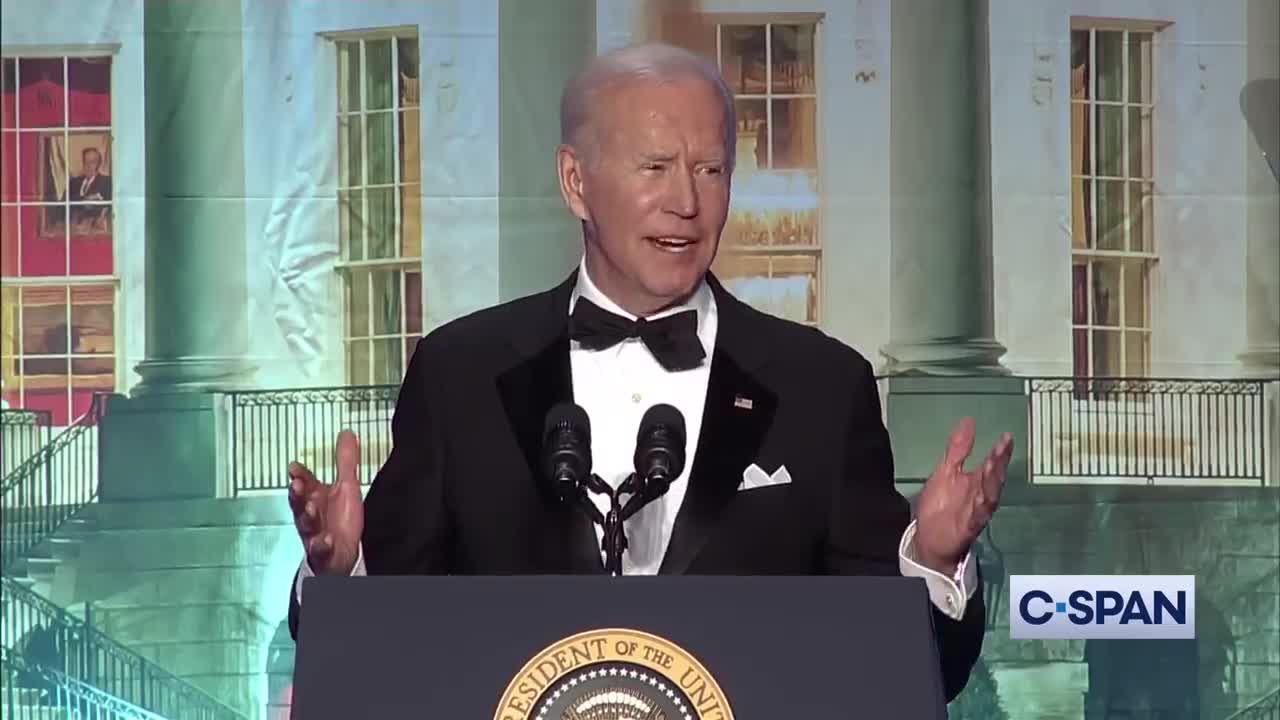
[
  {"left": 632, "top": 403, "right": 686, "bottom": 497},
  {"left": 542, "top": 402, "right": 592, "bottom": 503}
]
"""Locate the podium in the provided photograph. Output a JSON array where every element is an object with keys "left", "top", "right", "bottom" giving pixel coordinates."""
[{"left": 291, "top": 575, "right": 948, "bottom": 718}]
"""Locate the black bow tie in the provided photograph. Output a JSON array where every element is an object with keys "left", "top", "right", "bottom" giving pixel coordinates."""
[{"left": 568, "top": 298, "right": 706, "bottom": 371}]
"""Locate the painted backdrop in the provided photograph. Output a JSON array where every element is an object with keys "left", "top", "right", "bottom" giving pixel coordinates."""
[{"left": 1, "top": 1, "right": 1277, "bottom": 719}]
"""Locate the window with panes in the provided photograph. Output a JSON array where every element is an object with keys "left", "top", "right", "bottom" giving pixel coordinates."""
[
  {"left": 1, "top": 54, "right": 116, "bottom": 425},
  {"left": 333, "top": 32, "right": 423, "bottom": 386},
  {"left": 1070, "top": 23, "right": 1159, "bottom": 380},
  {"left": 669, "top": 17, "right": 822, "bottom": 326}
]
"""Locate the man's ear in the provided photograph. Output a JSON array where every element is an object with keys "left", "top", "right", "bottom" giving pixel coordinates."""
[{"left": 556, "top": 144, "right": 590, "bottom": 223}]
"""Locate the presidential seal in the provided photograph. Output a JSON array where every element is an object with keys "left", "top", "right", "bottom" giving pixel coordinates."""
[{"left": 495, "top": 628, "right": 734, "bottom": 720}]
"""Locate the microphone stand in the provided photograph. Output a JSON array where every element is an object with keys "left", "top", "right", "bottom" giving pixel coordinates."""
[{"left": 572, "top": 472, "right": 667, "bottom": 577}]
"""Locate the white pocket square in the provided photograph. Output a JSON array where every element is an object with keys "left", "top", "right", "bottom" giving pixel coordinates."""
[{"left": 739, "top": 463, "right": 792, "bottom": 491}]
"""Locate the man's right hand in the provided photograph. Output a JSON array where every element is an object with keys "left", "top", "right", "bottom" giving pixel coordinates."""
[{"left": 288, "top": 430, "right": 364, "bottom": 575}]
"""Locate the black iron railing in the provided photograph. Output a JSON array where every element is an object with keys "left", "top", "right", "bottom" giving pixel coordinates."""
[
  {"left": 0, "top": 575, "right": 246, "bottom": 720},
  {"left": 225, "top": 376, "right": 1274, "bottom": 493},
  {"left": 1, "top": 408, "right": 53, "bottom": 479},
  {"left": 1226, "top": 687, "right": 1280, "bottom": 720},
  {"left": 1, "top": 394, "right": 105, "bottom": 567},
  {"left": 1028, "top": 378, "right": 1272, "bottom": 484},
  {"left": 2, "top": 645, "right": 168, "bottom": 720},
  {"left": 226, "top": 384, "right": 398, "bottom": 495}
]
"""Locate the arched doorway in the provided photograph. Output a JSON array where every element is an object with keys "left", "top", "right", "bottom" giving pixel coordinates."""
[
  {"left": 1083, "top": 600, "right": 1234, "bottom": 720},
  {"left": 1084, "top": 638, "right": 1199, "bottom": 719}
]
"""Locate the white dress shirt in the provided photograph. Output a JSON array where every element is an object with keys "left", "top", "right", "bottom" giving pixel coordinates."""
[
  {"left": 567, "top": 262, "right": 714, "bottom": 574},
  {"left": 299, "top": 260, "right": 977, "bottom": 620}
]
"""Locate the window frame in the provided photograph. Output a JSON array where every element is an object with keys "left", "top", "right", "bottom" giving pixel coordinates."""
[
  {"left": 1068, "top": 20, "right": 1167, "bottom": 383},
  {"left": 679, "top": 13, "right": 826, "bottom": 327},
  {"left": 327, "top": 30, "right": 423, "bottom": 387},
  {"left": 1, "top": 49, "right": 121, "bottom": 424}
]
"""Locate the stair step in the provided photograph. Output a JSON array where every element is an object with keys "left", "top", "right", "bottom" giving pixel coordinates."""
[
  {"left": 5, "top": 685, "right": 46, "bottom": 703},
  {"left": 124, "top": 637, "right": 267, "bottom": 676},
  {"left": 0, "top": 505, "right": 83, "bottom": 524},
  {"left": 5, "top": 516, "right": 98, "bottom": 535},
  {"left": 1, "top": 703, "right": 71, "bottom": 720},
  {"left": 47, "top": 537, "right": 82, "bottom": 561},
  {"left": 181, "top": 671, "right": 264, "bottom": 719},
  {"left": 87, "top": 496, "right": 291, "bottom": 531},
  {"left": 71, "top": 564, "right": 300, "bottom": 607},
  {"left": 25, "top": 557, "right": 62, "bottom": 578},
  {"left": 3, "top": 535, "right": 52, "bottom": 556},
  {"left": 91, "top": 601, "right": 269, "bottom": 644},
  {"left": 72, "top": 525, "right": 295, "bottom": 571},
  {"left": 63, "top": 515, "right": 96, "bottom": 530},
  {"left": 1, "top": 514, "right": 93, "bottom": 556},
  {"left": 0, "top": 682, "right": 75, "bottom": 719}
]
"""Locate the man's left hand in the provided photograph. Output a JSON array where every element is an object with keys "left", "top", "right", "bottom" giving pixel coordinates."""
[{"left": 913, "top": 417, "right": 1014, "bottom": 575}]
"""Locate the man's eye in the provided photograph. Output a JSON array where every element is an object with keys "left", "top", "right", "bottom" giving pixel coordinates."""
[{"left": 642, "top": 163, "right": 665, "bottom": 171}]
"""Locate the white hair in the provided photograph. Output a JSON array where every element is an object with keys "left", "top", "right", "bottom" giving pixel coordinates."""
[{"left": 559, "top": 42, "right": 737, "bottom": 170}]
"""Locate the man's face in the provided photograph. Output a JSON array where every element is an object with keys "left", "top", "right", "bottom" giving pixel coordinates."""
[
  {"left": 82, "top": 150, "right": 101, "bottom": 175},
  {"left": 559, "top": 73, "right": 731, "bottom": 316}
]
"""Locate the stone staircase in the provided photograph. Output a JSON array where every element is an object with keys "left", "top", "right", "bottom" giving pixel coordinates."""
[
  {"left": 4, "top": 513, "right": 96, "bottom": 601},
  {"left": 2, "top": 393, "right": 311, "bottom": 719},
  {"left": 1, "top": 667, "right": 72, "bottom": 720},
  {"left": 2, "top": 480, "right": 300, "bottom": 719},
  {"left": 1, "top": 645, "right": 172, "bottom": 720},
  {"left": 1225, "top": 685, "right": 1280, "bottom": 720},
  {"left": 1, "top": 575, "right": 246, "bottom": 720},
  {"left": 39, "top": 495, "right": 303, "bottom": 720}
]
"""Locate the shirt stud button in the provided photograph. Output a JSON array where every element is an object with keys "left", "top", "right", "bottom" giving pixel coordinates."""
[{"left": 631, "top": 393, "right": 642, "bottom": 403}]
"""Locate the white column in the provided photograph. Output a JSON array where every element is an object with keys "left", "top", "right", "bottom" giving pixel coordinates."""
[
  {"left": 496, "top": 0, "right": 597, "bottom": 302},
  {"left": 1240, "top": 0, "right": 1280, "bottom": 376},
  {"left": 880, "top": 0, "right": 1008, "bottom": 375}
]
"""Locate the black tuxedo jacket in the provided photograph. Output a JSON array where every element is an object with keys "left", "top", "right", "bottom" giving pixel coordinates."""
[
  {"left": 288, "top": 271, "right": 984, "bottom": 700},
  {"left": 69, "top": 173, "right": 111, "bottom": 203}
]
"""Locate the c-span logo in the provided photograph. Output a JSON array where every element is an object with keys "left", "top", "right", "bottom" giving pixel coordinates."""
[
  {"left": 1010, "top": 575, "right": 1195, "bottom": 640},
  {"left": 495, "top": 628, "right": 734, "bottom": 720}
]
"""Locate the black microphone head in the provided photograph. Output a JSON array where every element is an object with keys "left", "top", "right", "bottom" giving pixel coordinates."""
[
  {"left": 633, "top": 403, "right": 686, "bottom": 494},
  {"left": 544, "top": 401, "right": 590, "bottom": 445},
  {"left": 543, "top": 402, "right": 592, "bottom": 502}
]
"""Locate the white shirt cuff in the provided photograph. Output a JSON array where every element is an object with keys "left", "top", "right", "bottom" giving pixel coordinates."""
[
  {"left": 294, "top": 543, "right": 366, "bottom": 604},
  {"left": 898, "top": 519, "right": 978, "bottom": 621}
]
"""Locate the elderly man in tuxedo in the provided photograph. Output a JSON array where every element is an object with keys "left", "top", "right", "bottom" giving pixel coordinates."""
[
  {"left": 286, "top": 41, "right": 1013, "bottom": 702},
  {"left": 69, "top": 147, "right": 111, "bottom": 203}
]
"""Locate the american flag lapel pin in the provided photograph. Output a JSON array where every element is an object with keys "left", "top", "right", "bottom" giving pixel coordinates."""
[{"left": 733, "top": 395, "right": 753, "bottom": 410}]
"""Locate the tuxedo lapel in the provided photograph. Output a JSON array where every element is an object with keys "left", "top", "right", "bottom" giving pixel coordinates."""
[
  {"left": 496, "top": 331, "right": 573, "bottom": 505},
  {"left": 496, "top": 271, "right": 604, "bottom": 574},
  {"left": 660, "top": 275, "right": 777, "bottom": 575}
]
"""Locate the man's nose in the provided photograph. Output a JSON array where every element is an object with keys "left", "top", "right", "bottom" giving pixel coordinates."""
[{"left": 664, "top": 169, "right": 699, "bottom": 218}]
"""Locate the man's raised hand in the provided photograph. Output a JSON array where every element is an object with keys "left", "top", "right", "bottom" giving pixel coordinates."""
[
  {"left": 913, "top": 417, "right": 1014, "bottom": 575},
  {"left": 288, "top": 430, "right": 364, "bottom": 575}
]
